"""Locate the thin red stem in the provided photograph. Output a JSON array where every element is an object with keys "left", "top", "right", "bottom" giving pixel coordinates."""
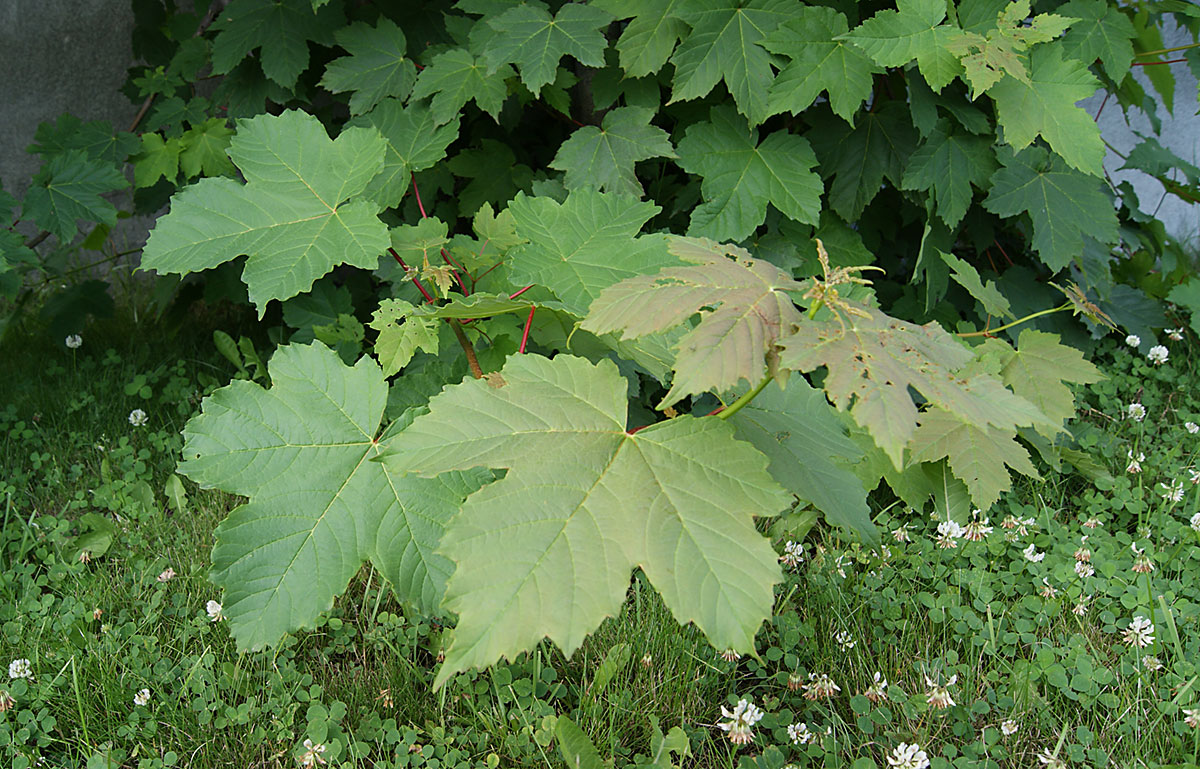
[
  {"left": 519, "top": 306, "right": 536, "bottom": 354},
  {"left": 992, "top": 240, "right": 1015, "bottom": 267},
  {"left": 389, "top": 247, "right": 435, "bottom": 304},
  {"left": 412, "top": 174, "right": 428, "bottom": 219},
  {"left": 705, "top": 405, "right": 725, "bottom": 417},
  {"left": 509, "top": 285, "right": 534, "bottom": 300},
  {"left": 441, "top": 249, "right": 470, "bottom": 295}
]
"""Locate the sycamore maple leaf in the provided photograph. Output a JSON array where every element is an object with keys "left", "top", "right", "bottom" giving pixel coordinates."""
[
  {"left": 592, "top": 0, "right": 689, "bottom": 78},
  {"left": 210, "top": 0, "right": 340, "bottom": 88},
  {"left": 582, "top": 236, "right": 807, "bottom": 408},
  {"left": 320, "top": 18, "right": 417, "bottom": 115},
  {"left": 1058, "top": 0, "right": 1136, "bottom": 81},
  {"left": 778, "top": 302, "right": 1048, "bottom": 468},
  {"left": 347, "top": 100, "right": 461, "bottom": 209},
  {"left": 22, "top": 150, "right": 128, "bottom": 242},
  {"left": 676, "top": 106, "right": 822, "bottom": 243},
  {"left": 180, "top": 342, "right": 485, "bottom": 650},
  {"left": 668, "top": 0, "right": 795, "bottom": 125},
  {"left": 843, "top": 0, "right": 965, "bottom": 91},
  {"left": 142, "top": 110, "right": 389, "bottom": 314},
  {"left": 945, "top": 0, "right": 1075, "bottom": 98},
  {"left": 409, "top": 48, "right": 514, "bottom": 125},
  {"left": 179, "top": 118, "right": 236, "bottom": 179},
  {"left": 380, "top": 354, "right": 790, "bottom": 687},
  {"left": 901, "top": 119, "right": 997, "bottom": 228},
  {"left": 481, "top": 4, "right": 612, "bottom": 95},
  {"left": 370, "top": 299, "right": 439, "bottom": 376},
  {"left": 549, "top": 106, "right": 676, "bottom": 197}
]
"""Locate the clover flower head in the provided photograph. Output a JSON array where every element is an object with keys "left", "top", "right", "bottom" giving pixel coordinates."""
[
  {"left": 887, "top": 742, "right": 930, "bottom": 769},
  {"left": 1127, "top": 403, "right": 1146, "bottom": 422},
  {"left": 1147, "top": 345, "right": 1169, "bottom": 364},
  {"left": 1073, "top": 539, "right": 1091, "bottom": 562},
  {"left": 835, "top": 630, "right": 855, "bottom": 650},
  {"left": 1184, "top": 708, "right": 1200, "bottom": 729},
  {"left": 1167, "top": 328, "right": 1184, "bottom": 341},
  {"left": 1160, "top": 479, "right": 1185, "bottom": 503},
  {"left": 779, "top": 540, "right": 804, "bottom": 569},
  {"left": 133, "top": 688, "right": 150, "bottom": 707},
  {"left": 803, "top": 672, "right": 840, "bottom": 700},
  {"left": 865, "top": 671, "right": 888, "bottom": 703},
  {"left": 1072, "top": 595, "right": 1091, "bottom": 616},
  {"left": 891, "top": 525, "right": 911, "bottom": 543},
  {"left": 1039, "top": 577, "right": 1058, "bottom": 598},
  {"left": 206, "top": 600, "right": 224, "bottom": 622},
  {"left": 1001, "top": 718, "right": 1019, "bottom": 737},
  {"left": 1142, "top": 655, "right": 1163, "bottom": 671},
  {"left": 924, "top": 673, "right": 957, "bottom": 709},
  {"left": 1074, "top": 561, "right": 1094, "bottom": 579},
  {"left": 935, "top": 519, "right": 964, "bottom": 548},
  {"left": 787, "top": 722, "right": 815, "bottom": 745},
  {"left": 1124, "top": 615, "right": 1155, "bottom": 648},
  {"left": 1126, "top": 449, "right": 1145, "bottom": 473},
  {"left": 1023, "top": 543, "right": 1045, "bottom": 563},
  {"left": 1037, "top": 749, "right": 1067, "bottom": 769},
  {"left": 128, "top": 409, "right": 148, "bottom": 427},
  {"left": 7, "top": 659, "right": 32, "bottom": 680},
  {"left": 1189, "top": 468, "right": 1200, "bottom": 486},
  {"left": 1187, "top": 421, "right": 1200, "bottom": 434},
  {"left": 1125, "top": 334, "right": 1141, "bottom": 347},
  {"left": 64, "top": 334, "right": 82, "bottom": 349},
  {"left": 718, "top": 698, "right": 763, "bottom": 745},
  {"left": 719, "top": 648, "right": 742, "bottom": 663},
  {"left": 1132, "top": 554, "right": 1155, "bottom": 574},
  {"left": 157, "top": 567, "right": 176, "bottom": 583},
  {"left": 1191, "top": 512, "right": 1200, "bottom": 533},
  {"left": 300, "top": 738, "right": 328, "bottom": 767},
  {"left": 962, "top": 512, "right": 992, "bottom": 541},
  {"left": 0, "top": 689, "right": 13, "bottom": 712}
]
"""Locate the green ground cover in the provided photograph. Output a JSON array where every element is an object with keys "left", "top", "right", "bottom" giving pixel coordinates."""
[{"left": 2, "top": 311, "right": 1199, "bottom": 769}]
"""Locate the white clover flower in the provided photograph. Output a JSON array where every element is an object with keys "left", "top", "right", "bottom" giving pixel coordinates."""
[
  {"left": 1127, "top": 403, "right": 1147, "bottom": 422},
  {"left": 157, "top": 567, "right": 176, "bottom": 583},
  {"left": 1187, "top": 422, "right": 1199, "bottom": 434},
  {"left": 865, "top": 671, "right": 888, "bottom": 703},
  {"left": 1188, "top": 468, "right": 1200, "bottom": 485},
  {"left": 128, "top": 409, "right": 148, "bottom": 427},
  {"left": 1023, "top": 543, "right": 1045, "bottom": 563},
  {"left": 891, "top": 525, "right": 911, "bottom": 543},
  {"left": 1147, "top": 345, "right": 1169, "bottom": 364},
  {"left": 64, "top": 334, "right": 82, "bottom": 349},
  {"left": 787, "top": 722, "right": 815, "bottom": 745},
  {"left": 962, "top": 513, "right": 992, "bottom": 541},
  {"left": 719, "top": 648, "right": 742, "bottom": 662},
  {"left": 1159, "top": 479, "right": 1184, "bottom": 502},
  {"left": 7, "top": 659, "right": 32, "bottom": 680},
  {"left": 1124, "top": 616, "right": 1155, "bottom": 648},
  {"left": 1001, "top": 718, "right": 1019, "bottom": 737},
  {"left": 206, "top": 600, "right": 224, "bottom": 622},
  {"left": 779, "top": 540, "right": 804, "bottom": 569},
  {"left": 0, "top": 689, "right": 14, "bottom": 712},
  {"left": 1126, "top": 449, "right": 1145, "bottom": 474},
  {"left": 834, "top": 630, "right": 855, "bottom": 650},
  {"left": 1184, "top": 707, "right": 1200, "bottom": 729},
  {"left": 299, "top": 738, "right": 328, "bottom": 767},
  {"left": 803, "top": 672, "right": 840, "bottom": 700},
  {"left": 1167, "top": 328, "right": 1185, "bottom": 341},
  {"left": 1125, "top": 334, "right": 1141, "bottom": 347},
  {"left": 133, "top": 688, "right": 150, "bottom": 706},
  {"left": 1072, "top": 596, "right": 1091, "bottom": 616},
  {"left": 718, "top": 698, "right": 763, "bottom": 745},
  {"left": 1039, "top": 578, "right": 1058, "bottom": 599},
  {"left": 1037, "top": 749, "right": 1067, "bottom": 769},
  {"left": 1191, "top": 512, "right": 1200, "bottom": 532},
  {"left": 1074, "top": 561, "right": 1094, "bottom": 579},
  {"left": 935, "top": 519, "right": 964, "bottom": 548},
  {"left": 1082, "top": 516, "right": 1102, "bottom": 529},
  {"left": 924, "top": 673, "right": 957, "bottom": 709},
  {"left": 1142, "top": 655, "right": 1163, "bottom": 671},
  {"left": 887, "top": 742, "right": 930, "bottom": 769}
]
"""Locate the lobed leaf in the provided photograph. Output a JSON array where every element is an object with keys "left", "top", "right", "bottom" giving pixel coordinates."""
[
  {"left": 348, "top": 100, "right": 461, "bottom": 209},
  {"left": 22, "top": 150, "right": 128, "bottom": 242},
  {"left": 481, "top": 4, "right": 612, "bottom": 95},
  {"left": 210, "top": 0, "right": 340, "bottom": 88},
  {"left": 320, "top": 18, "right": 417, "bottom": 115},
  {"left": 843, "top": 0, "right": 965, "bottom": 91},
  {"left": 550, "top": 107, "right": 676, "bottom": 198},
  {"left": 410, "top": 48, "right": 513, "bottom": 125},
  {"left": 381, "top": 354, "right": 789, "bottom": 687}
]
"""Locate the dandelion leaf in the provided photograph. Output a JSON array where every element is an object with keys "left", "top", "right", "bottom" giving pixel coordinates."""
[
  {"left": 180, "top": 343, "right": 484, "bottom": 650},
  {"left": 729, "top": 374, "right": 877, "bottom": 545},
  {"left": 381, "top": 354, "right": 789, "bottom": 687},
  {"left": 142, "top": 111, "right": 389, "bottom": 314},
  {"left": 583, "top": 236, "right": 805, "bottom": 407},
  {"left": 778, "top": 303, "right": 1045, "bottom": 469},
  {"left": 909, "top": 407, "right": 1039, "bottom": 509}
]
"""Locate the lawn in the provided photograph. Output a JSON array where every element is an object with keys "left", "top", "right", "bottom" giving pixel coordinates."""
[{"left": 2, "top": 307, "right": 1199, "bottom": 769}]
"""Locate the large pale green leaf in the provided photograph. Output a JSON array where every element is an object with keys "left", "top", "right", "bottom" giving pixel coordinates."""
[
  {"left": 982, "top": 146, "right": 1117, "bottom": 272},
  {"left": 989, "top": 47, "right": 1103, "bottom": 175},
  {"left": 381, "top": 354, "right": 789, "bottom": 686},
  {"left": 348, "top": 100, "right": 461, "bottom": 209},
  {"left": 778, "top": 303, "right": 1046, "bottom": 468},
  {"left": 761, "top": 7, "right": 880, "bottom": 123},
  {"left": 583, "top": 237, "right": 806, "bottom": 407},
  {"left": 592, "top": 0, "right": 689, "bottom": 78},
  {"left": 981, "top": 329, "right": 1104, "bottom": 438},
  {"left": 901, "top": 119, "right": 997, "bottom": 228},
  {"left": 843, "top": 0, "right": 965, "bottom": 91},
  {"left": 506, "top": 190, "right": 680, "bottom": 316},
  {"left": 210, "top": 0, "right": 340, "bottom": 88},
  {"left": 909, "top": 407, "right": 1039, "bottom": 509},
  {"left": 676, "top": 105, "right": 822, "bottom": 242},
  {"left": 729, "top": 375, "right": 876, "bottom": 544},
  {"left": 320, "top": 18, "right": 417, "bottom": 115},
  {"left": 142, "top": 111, "right": 389, "bottom": 313},
  {"left": 409, "top": 48, "right": 514, "bottom": 125},
  {"left": 550, "top": 107, "right": 676, "bottom": 197},
  {"left": 180, "top": 343, "right": 483, "bottom": 650},
  {"left": 22, "top": 150, "right": 128, "bottom": 242},
  {"left": 668, "top": 0, "right": 795, "bottom": 125},
  {"left": 481, "top": 4, "right": 612, "bottom": 94}
]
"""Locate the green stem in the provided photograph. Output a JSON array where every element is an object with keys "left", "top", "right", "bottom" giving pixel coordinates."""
[
  {"left": 956, "top": 304, "right": 1069, "bottom": 338},
  {"left": 716, "top": 376, "right": 771, "bottom": 421},
  {"left": 1134, "top": 42, "right": 1200, "bottom": 57}
]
